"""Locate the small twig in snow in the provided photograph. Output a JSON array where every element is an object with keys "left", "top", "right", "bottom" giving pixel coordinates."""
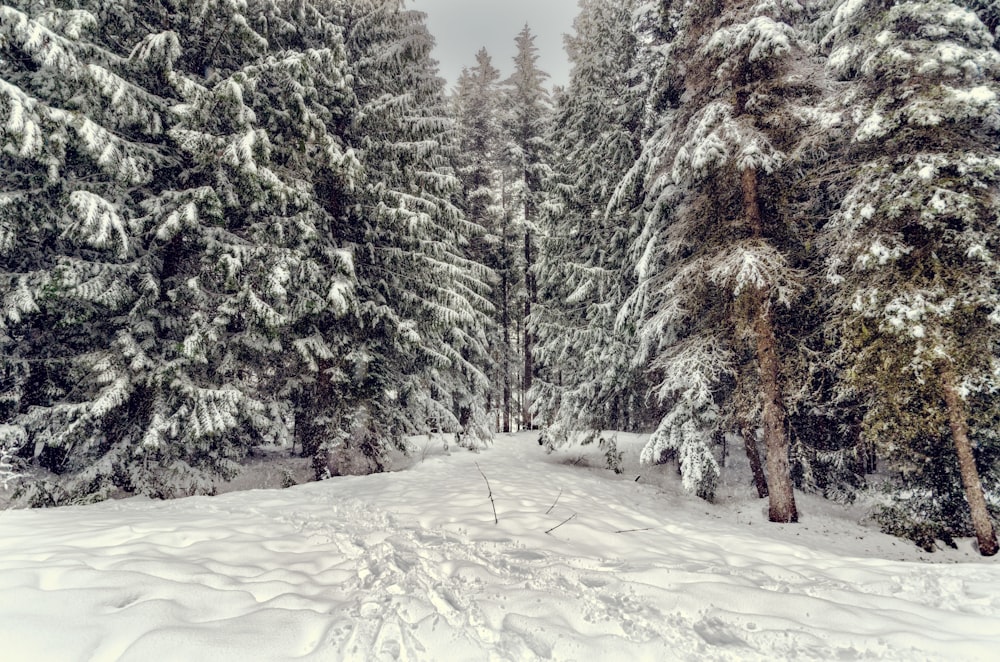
[
  {"left": 545, "top": 488, "right": 563, "bottom": 515},
  {"left": 614, "top": 527, "right": 654, "bottom": 534},
  {"left": 545, "top": 513, "right": 577, "bottom": 535},
  {"left": 476, "top": 462, "right": 498, "bottom": 524}
]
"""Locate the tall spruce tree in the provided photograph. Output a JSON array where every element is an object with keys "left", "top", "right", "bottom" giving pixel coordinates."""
[
  {"left": 619, "top": 0, "right": 818, "bottom": 514},
  {"left": 316, "top": 0, "right": 494, "bottom": 460},
  {"left": 819, "top": 0, "right": 1000, "bottom": 555},
  {"left": 0, "top": 0, "right": 366, "bottom": 500},
  {"left": 451, "top": 48, "right": 507, "bottom": 430},
  {"left": 500, "top": 24, "right": 551, "bottom": 431},
  {"left": 531, "top": 0, "right": 652, "bottom": 445}
]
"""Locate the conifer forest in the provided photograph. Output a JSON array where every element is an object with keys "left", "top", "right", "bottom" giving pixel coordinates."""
[{"left": 2, "top": 0, "right": 1000, "bottom": 558}]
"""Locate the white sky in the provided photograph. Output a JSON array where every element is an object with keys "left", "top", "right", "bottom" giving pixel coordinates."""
[{"left": 408, "top": 0, "right": 580, "bottom": 91}]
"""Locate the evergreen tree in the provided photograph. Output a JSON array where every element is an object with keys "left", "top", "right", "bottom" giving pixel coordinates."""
[
  {"left": 0, "top": 0, "right": 362, "bottom": 500},
  {"left": 819, "top": 0, "right": 1000, "bottom": 555},
  {"left": 451, "top": 48, "right": 507, "bottom": 430},
  {"left": 501, "top": 24, "right": 551, "bottom": 430},
  {"left": 330, "top": 0, "right": 494, "bottom": 457},
  {"left": 531, "top": 0, "right": 653, "bottom": 445},
  {"left": 618, "top": 0, "right": 819, "bottom": 513}
]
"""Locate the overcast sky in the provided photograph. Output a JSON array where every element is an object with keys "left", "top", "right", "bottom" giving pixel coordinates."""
[{"left": 408, "top": 0, "right": 580, "bottom": 91}]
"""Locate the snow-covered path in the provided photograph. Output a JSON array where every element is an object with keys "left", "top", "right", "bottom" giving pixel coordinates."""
[{"left": 1, "top": 433, "right": 998, "bottom": 661}]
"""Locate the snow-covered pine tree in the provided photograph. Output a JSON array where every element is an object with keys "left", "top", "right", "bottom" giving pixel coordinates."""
[
  {"left": 334, "top": 0, "right": 494, "bottom": 455},
  {"left": 0, "top": 0, "right": 371, "bottom": 501},
  {"left": 531, "top": 0, "right": 653, "bottom": 445},
  {"left": 819, "top": 0, "right": 1000, "bottom": 555},
  {"left": 160, "top": 0, "right": 367, "bottom": 479},
  {"left": 620, "top": 0, "right": 819, "bottom": 514},
  {"left": 500, "top": 24, "right": 551, "bottom": 431},
  {"left": 1, "top": 0, "right": 182, "bottom": 500},
  {"left": 451, "top": 48, "right": 508, "bottom": 431}
]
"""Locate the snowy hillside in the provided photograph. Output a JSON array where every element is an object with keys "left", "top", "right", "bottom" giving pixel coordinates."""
[{"left": 1, "top": 433, "right": 998, "bottom": 661}]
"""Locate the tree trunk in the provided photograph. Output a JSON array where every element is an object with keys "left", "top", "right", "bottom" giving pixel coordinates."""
[
  {"left": 501, "top": 269, "right": 511, "bottom": 434},
  {"left": 523, "top": 228, "right": 535, "bottom": 430},
  {"left": 755, "top": 299, "right": 797, "bottom": 522},
  {"left": 739, "top": 418, "right": 769, "bottom": 499},
  {"left": 940, "top": 362, "right": 999, "bottom": 557},
  {"left": 742, "top": 165, "right": 797, "bottom": 522}
]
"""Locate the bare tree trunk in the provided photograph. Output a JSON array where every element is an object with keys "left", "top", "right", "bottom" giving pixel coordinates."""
[
  {"left": 739, "top": 418, "right": 769, "bottom": 499},
  {"left": 523, "top": 228, "right": 535, "bottom": 429},
  {"left": 755, "top": 299, "right": 797, "bottom": 522},
  {"left": 501, "top": 270, "right": 511, "bottom": 434},
  {"left": 940, "top": 361, "right": 998, "bottom": 556},
  {"left": 742, "top": 166, "right": 797, "bottom": 523}
]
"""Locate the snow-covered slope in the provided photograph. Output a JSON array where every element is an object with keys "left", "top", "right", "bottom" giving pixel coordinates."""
[{"left": 1, "top": 433, "right": 998, "bottom": 661}]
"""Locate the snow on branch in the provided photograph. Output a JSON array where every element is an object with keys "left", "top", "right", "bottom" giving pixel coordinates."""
[
  {"left": 706, "top": 241, "right": 804, "bottom": 304},
  {"left": 649, "top": 336, "right": 734, "bottom": 407},
  {"left": 0, "top": 78, "right": 46, "bottom": 158},
  {"left": 129, "top": 31, "right": 182, "bottom": 69},
  {"left": 65, "top": 190, "right": 130, "bottom": 258},
  {"left": 0, "top": 424, "right": 26, "bottom": 490},
  {"left": 672, "top": 102, "right": 784, "bottom": 182},
  {"left": 704, "top": 16, "right": 795, "bottom": 64},
  {"left": 641, "top": 335, "right": 726, "bottom": 500},
  {"left": 0, "top": 5, "right": 79, "bottom": 71},
  {"left": 2, "top": 274, "right": 41, "bottom": 326}
]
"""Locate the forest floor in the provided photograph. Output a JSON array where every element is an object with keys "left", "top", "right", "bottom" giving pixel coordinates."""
[{"left": 0, "top": 432, "right": 998, "bottom": 661}]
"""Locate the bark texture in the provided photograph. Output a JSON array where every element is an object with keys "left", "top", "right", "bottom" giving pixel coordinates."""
[
  {"left": 755, "top": 299, "right": 797, "bottom": 522},
  {"left": 739, "top": 418, "right": 770, "bottom": 499},
  {"left": 743, "top": 166, "right": 797, "bottom": 523},
  {"left": 940, "top": 362, "right": 998, "bottom": 557}
]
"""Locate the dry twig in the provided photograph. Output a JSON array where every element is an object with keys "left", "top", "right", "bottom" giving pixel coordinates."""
[
  {"left": 545, "top": 513, "right": 577, "bottom": 535},
  {"left": 545, "top": 488, "right": 563, "bottom": 515},
  {"left": 614, "top": 527, "right": 654, "bottom": 534},
  {"left": 475, "top": 462, "right": 498, "bottom": 524}
]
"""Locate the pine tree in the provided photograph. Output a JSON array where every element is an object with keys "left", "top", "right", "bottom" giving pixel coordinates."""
[
  {"left": 819, "top": 0, "right": 1000, "bottom": 555},
  {"left": 501, "top": 24, "right": 551, "bottom": 431},
  {"left": 333, "top": 0, "right": 494, "bottom": 456},
  {"left": 532, "top": 0, "right": 652, "bottom": 445},
  {"left": 1, "top": 0, "right": 192, "bottom": 500},
  {"left": 0, "top": 0, "right": 364, "bottom": 500},
  {"left": 1, "top": 0, "right": 494, "bottom": 502},
  {"left": 618, "top": 0, "right": 819, "bottom": 513},
  {"left": 451, "top": 48, "right": 507, "bottom": 431}
]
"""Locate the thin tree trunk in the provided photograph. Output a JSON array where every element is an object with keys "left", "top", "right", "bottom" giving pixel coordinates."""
[
  {"left": 742, "top": 166, "right": 797, "bottom": 522},
  {"left": 523, "top": 228, "right": 535, "bottom": 430},
  {"left": 940, "top": 361, "right": 998, "bottom": 556},
  {"left": 739, "top": 418, "right": 769, "bottom": 499},
  {"left": 502, "top": 269, "right": 511, "bottom": 434}
]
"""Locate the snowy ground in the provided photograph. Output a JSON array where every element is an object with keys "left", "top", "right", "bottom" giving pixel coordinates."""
[{"left": 1, "top": 432, "right": 998, "bottom": 661}]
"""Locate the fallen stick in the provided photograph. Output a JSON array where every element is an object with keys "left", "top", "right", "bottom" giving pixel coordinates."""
[
  {"left": 545, "top": 513, "right": 577, "bottom": 535},
  {"left": 614, "top": 527, "right": 654, "bottom": 534},
  {"left": 475, "top": 462, "right": 498, "bottom": 524},
  {"left": 545, "top": 488, "right": 563, "bottom": 515}
]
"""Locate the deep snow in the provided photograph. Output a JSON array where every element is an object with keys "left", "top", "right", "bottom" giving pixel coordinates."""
[{"left": 1, "top": 432, "right": 998, "bottom": 661}]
